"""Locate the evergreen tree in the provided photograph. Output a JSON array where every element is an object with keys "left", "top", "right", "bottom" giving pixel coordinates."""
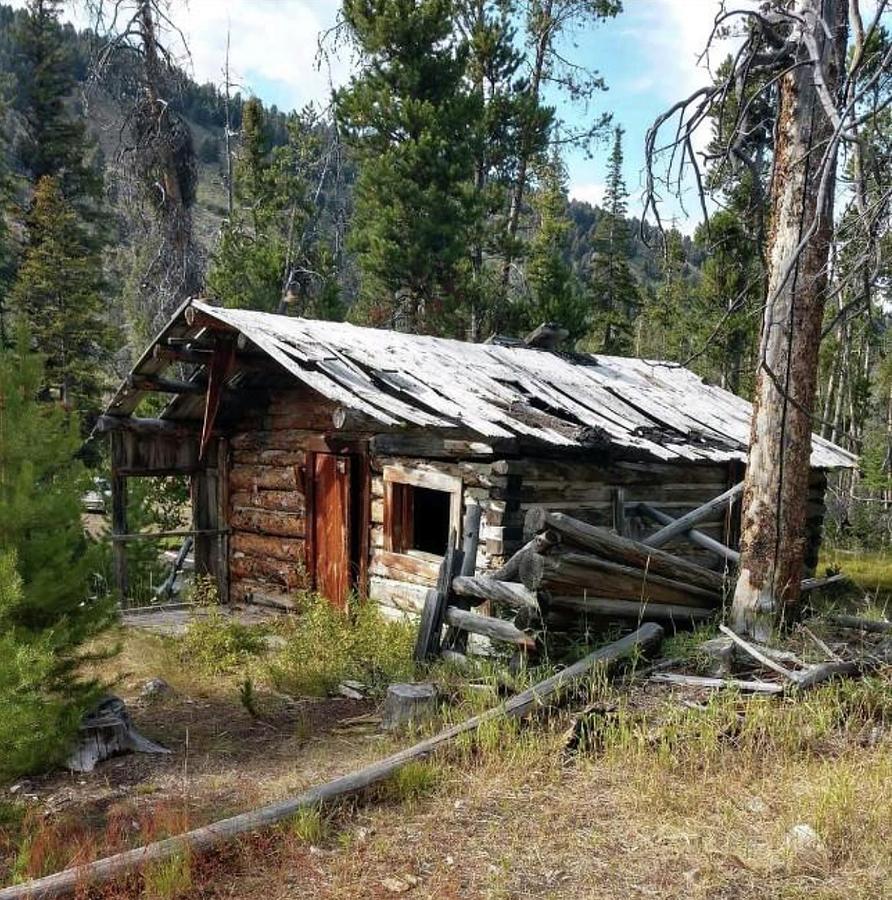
[
  {"left": 335, "top": 0, "right": 480, "bottom": 333},
  {"left": 518, "top": 151, "right": 586, "bottom": 338},
  {"left": 589, "top": 126, "right": 639, "bottom": 353},
  {"left": 9, "top": 176, "right": 114, "bottom": 412},
  {"left": 0, "top": 328, "right": 113, "bottom": 777},
  {"left": 14, "top": 0, "right": 102, "bottom": 206}
]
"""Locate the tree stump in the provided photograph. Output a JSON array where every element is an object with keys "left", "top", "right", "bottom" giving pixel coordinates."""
[
  {"left": 381, "top": 683, "right": 438, "bottom": 731},
  {"left": 66, "top": 696, "right": 171, "bottom": 773}
]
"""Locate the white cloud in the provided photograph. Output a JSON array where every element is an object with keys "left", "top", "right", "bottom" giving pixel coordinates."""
[{"left": 569, "top": 181, "right": 605, "bottom": 207}]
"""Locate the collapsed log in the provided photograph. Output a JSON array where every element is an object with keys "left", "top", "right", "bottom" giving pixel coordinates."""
[
  {"left": 641, "top": 482, "right": 743, "bottom": 549},
  {"left": 524, "top": 508, "right": 724, "bottom": 593},
  {"left": 1, "top": 624, "right": 663, "bottom": 900},
  {"left": 443, "top": 606, "right": 536, "bottom": 650},
  {"left": 490, "top": 533, "right": 558, "bottom": 582},
  {"left": 649, "top": 673, "right": 784, "bottom": 694},
  {"left": 637, "top": 503, "right": 740, "bottom": 563},
  {"left": 827, "top": 614, "right": 892, "bottom": 634},
  {"left": 547, "top": 595, "right": 712, "bottom": 623},
  {"left": 451, "top": 576, "right": 539, "bottom": 612},
  {"left": 520, "top": 551, "right": 721, "bottom": 608}
]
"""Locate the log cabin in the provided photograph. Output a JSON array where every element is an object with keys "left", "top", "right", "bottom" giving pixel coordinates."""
[{"left": 96, "top": 299, "right": 857, "bottom": 618}]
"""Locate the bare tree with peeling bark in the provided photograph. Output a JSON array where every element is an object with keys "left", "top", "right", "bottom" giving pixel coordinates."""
[{"left": 645, "top": 0, "right": 892, "bottom": 639}]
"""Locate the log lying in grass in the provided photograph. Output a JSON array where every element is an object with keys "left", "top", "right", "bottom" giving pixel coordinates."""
[
  {"left": 451, "top": 576, "right": 539, "bottom": 612},
  {"left": 443, "top": 606, "right": 536, "bottom": 650},
  {"left": 524, "top": 508, "right": 725, "bottom": 594},
  {"left": 800, "top": 573, "right": 849, "bottom": 592},
  {"left": 649, "top": 673, "right": 784, "bottom": 694},
  {"left": 0, "top": 624, "right": 664, "bottom": 900},
  {"left": 520, "top": 550, "right": 721, "bottom": 608},
  {"left": 827, "top": 614, "right": 892, "bottom": 634},
  {"left": 548, "top": 595, "right": 713, "bottom": 623}
]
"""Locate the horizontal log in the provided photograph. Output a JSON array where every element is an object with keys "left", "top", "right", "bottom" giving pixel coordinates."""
[
  {"left": 231, "top": 449, "right": 305, "bottom": 467},
  {"left": 525, "top": 509, "right": 724, "bottom": 593},
  {"left": 451, "top": 576, "right": 539, "bottom": 612},
  {"left": 128, "top": 375, "right": 207, "bottom": 395},
  {"left": 641, "top": 482, "right": 743, "bottom": 549},
  {"left": 229, "top": 507, "right": 305, "bottom": 538},
  {"left": 0, "top": 624, "right": 662, "bottom": 900},
  {"left": 637, "top": 503, "right": 740, "bottom": 563},
  {"left": 229, "top": 490, "right": 305, "bottom": 514},
  {"left": 520, "top": 551, "right": 720, "bottom": 607},
  {"left": 241, "top": 585, "right": 299, "bottom": 610},
  {"left": 547, "top": 595, "right": 713, "bottom": 623},
  {"left": 230, "top": 429, "right": 317, "bottom": 451},
  {"left": 230, "top": 532, "right": 304, "bottom": 563},
  {"left": 369, "top": 576, "right": 429, "bottom": 614},
  {"left": 800, "top": 573, "right": 849, "bottom": 592},
  {"left": 370, "top": 550, "right": 441, "bottom": 585},
  {"left": 230, "top": 465, "right": 299, "bottom": 492},
  {"left": 443, "top": 606, "right": 536, "bottom": 650},
  {"left": 828, "top": 614, "right": 892, "bottom": 634},
  {"left": 229, "top": 556, "right": 306, "bottom": 591}
]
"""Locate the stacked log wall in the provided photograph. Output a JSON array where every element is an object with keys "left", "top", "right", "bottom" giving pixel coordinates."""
[{"left": 227, "top": 389, "right": 338, "bottom": 607}]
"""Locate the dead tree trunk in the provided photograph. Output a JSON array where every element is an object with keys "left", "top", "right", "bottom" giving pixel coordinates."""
[{"left": 731, "top": 0, "right": 848, "bottom": 639}]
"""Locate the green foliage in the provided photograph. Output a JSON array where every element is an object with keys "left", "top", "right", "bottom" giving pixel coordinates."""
[
  {"left": 336, "top": 0, "right": 480, "bottom": 332},
  {"left": 385, "top": 760, "right": 440, "bottom": 805},
  {"left": 268, "top": 592, "right": 415, "bottom": 697},
  {"left": 9, "top": 176, "right": 115, "bottom": 413},
  {"left": 0, "top": 332, "right": 113, "bottom": 778},
  {"left": 287, "top": 806, "right": 328, "bottom": 844},
  {"left": 587, "top": 127, "right": 639, "bottom": 353},
  {"left": 142, "top": 850, "right": 192, "bottom": 900}
]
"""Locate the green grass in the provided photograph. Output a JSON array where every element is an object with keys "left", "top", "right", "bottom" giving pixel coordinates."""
[{"left": 819, "top": 549, "right": 892, "bottom": 609}]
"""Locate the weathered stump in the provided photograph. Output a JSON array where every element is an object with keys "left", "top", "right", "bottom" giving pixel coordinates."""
[
  {"left": 381, "top": 683, "right": 438, "bottom": 731},
  {"left": 66, "top": 696, "right": 171, "bottom": 773}
]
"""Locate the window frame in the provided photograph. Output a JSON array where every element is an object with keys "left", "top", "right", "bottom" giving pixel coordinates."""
[{"left": 382, "top": 465, "right": 462, "bottom": 558}]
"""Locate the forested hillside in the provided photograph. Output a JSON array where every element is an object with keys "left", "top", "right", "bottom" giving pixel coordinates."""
[{"left": 0, "top": 0, "right": 888, "bottom": 541}]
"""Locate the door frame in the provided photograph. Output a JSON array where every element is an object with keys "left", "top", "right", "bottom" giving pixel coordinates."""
[{"left": 305, "top": 436, "right": 371, "bottom": 603}]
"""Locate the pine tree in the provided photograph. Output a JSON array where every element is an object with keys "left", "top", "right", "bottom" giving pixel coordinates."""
[
  {"left": 589, "top": 127, "right": 639, "bottom": 353},
  {"left": 519, "top": 151, "right": 587, "bottom": 338},
  {"left": 335, "top": 0, "right": 480, "bottom": 333},
  {"left": 14, "top": 0, "right": 102, "bottom": 206},
  {"left": 0, "top": 328, "right": 113, "bottom": 777},
  {"left": 9, "top": 176, "right": 114, "bottom": 412}
]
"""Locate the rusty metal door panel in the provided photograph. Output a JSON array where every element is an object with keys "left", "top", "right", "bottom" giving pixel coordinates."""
[{"left": 312, "top": 453, "right": 351, "bottom": 608}]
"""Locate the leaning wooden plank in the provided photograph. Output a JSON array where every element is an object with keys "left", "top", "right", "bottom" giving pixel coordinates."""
[
  {"left": 1, "top": 624, "right": 664, "bottom": 900},
  {"left": 524, "top": 508, "right": 724, "bottom": 592},
  {"left": 443, "top": 606, "right": 536, "bottom": 649},
  {"left": 520, "top": 551, "right": 721, "bottom": 607},
  {"left": 718, "top": 624, "right": 800, "bottom": 682},
  {"left": 548, "top": 595, "right": 712, "bottom": 623},
  {"left": 413, "top": 539, "right": 462, "bottom": 661},
  {"left": 637, "top": 502, "right": 740, "bottom": 563},
  {"left": 649, "top": 673, "right": 784, "bottom": 694},
  {"left": 827, "top": 614, "right": 892, "bottom": 634},
  {"left": 451, "top": 576, "right": 539, "bottom": 612},
  {"left": 640, "top": 482, "right": 743, "bottom": 549}
]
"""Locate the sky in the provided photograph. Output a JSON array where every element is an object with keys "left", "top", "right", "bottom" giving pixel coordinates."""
[{"left": 41, "top": 0, "right": 745, "bottom": 230}]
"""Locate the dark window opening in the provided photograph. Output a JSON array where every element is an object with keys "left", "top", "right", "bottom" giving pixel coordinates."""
[
  {"left": 388, "top": 482, "right": 453, "bottom": 557},
  {"left": 411, "top": 486, "right": 451, "bottom": 556}
]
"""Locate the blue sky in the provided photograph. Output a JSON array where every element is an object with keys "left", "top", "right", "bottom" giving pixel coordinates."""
[{"left": 46, "top": 0, "right": 737, "bottom": 228}]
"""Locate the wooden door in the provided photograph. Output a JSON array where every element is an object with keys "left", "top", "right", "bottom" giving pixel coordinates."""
[{"left": 312, "top": 453, "right": 352, "bottom": 608}]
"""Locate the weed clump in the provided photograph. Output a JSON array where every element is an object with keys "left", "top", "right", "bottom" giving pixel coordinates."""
[{"left": 268, "top": 592, "right": 415, "bottom": 697}]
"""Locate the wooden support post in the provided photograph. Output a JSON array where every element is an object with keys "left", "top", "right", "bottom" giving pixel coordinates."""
[
  {"left": 442, "top": 505, "right": 483, "bottom": 654},
  {"left": 612, "top": 487, "right": 627, "bottom": 537},
  {"left": 111, "top": 473, "right": 128, "bottom": 604}
]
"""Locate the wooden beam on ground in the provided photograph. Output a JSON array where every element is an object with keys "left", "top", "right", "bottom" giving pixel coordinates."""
[
  {"left": 637, "top": 503, "right": 740, "bottom": 563},
  {"left": 0, "top": 624, "right": 663, "bottom": 900},
  {"left": 649, "top": 673, "right": 784, "bottom": 694},
  {"left": 640, "top": 482, "right": 743, "bottom": 549},
  {"left": 524, "top": 508, "right": 725, "bottom": 593},
  {"left": 800, "top": 573, "right": 849, "bottom": 592},
  {"left": 827, "top": 614, "right": 892, "bottom": 634}
]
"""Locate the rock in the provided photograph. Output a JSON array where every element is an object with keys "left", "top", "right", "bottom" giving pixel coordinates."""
[
  {"left": 66, "top": 696, "right": 171, "bottom": 773},
  {"left": 140, "top": 678, "right": 174, "bottom": 700},
  {"left": 786, "top": 823, "right": 825, "bottom": 854},
  {"left": 382, "top": 877, "right": 411, "bottom": 893},
  {"left": 381, "top": 683, "right": 438, "bottom": 731}
]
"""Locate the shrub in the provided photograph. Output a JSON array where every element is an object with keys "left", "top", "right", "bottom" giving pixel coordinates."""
[
  {"left": 268, "top": 593, "right": 415, "bottom": 697},
  {"left": 179, "top": 611, "right": 267, "bottom": 675}
]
